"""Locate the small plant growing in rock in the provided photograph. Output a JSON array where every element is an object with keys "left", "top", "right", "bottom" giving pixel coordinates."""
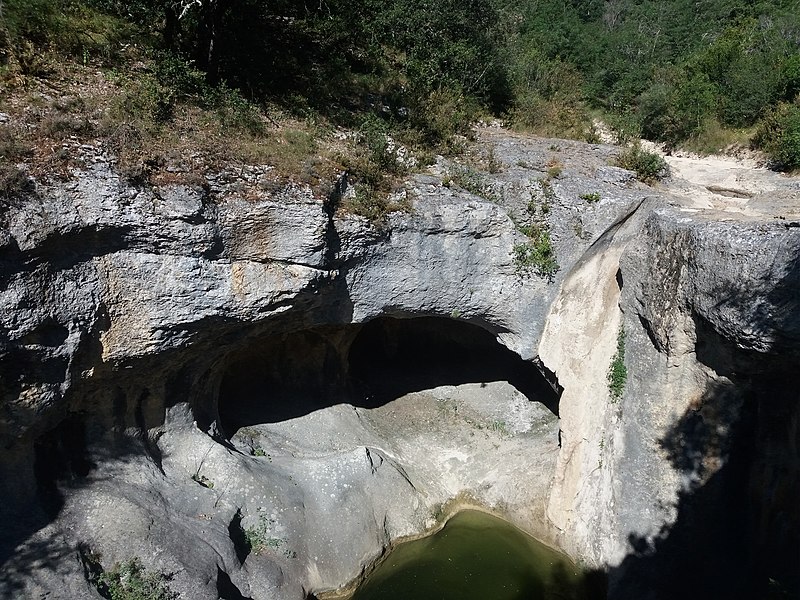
[
  {"left": 513, "top": 223, "right": 558, "bottom": 280},
  {"left": 580, "top": 192, "right": 601, "bottom": 203},
  {"left": 444, "top": 164, "right": 501, "bottom": 202},
  {"left": 537, "top": 177, "right": 557, "bottom": 203},
  {"left": 244, "top": 509, "right": 295, "bottom": 557},
  {"left": 191, "top": 472, "right": 214, "bottom": 488},
  {"left": 608, "top": 326, "right": 627, "bottom": 401},
  {"left": 95, "top": 558, "right": 177, "bottom": 600},
  {"left": 544, "top": 157, "right": 564, "bottom": 179},
  {"left": 584, "top": 125, "right": 602, "bottom": 144},
  {"left": 572, "top": 217, "right": 590, "bottom": 240},
  {"left": 486, "top": 146, "right": 503, "bottom": 173},
  {"left": 489, "top": 420, "right": 508, "bottom": 435},
  {"left": 597, "top": 436, "right": 606, "bottom": 468},
  {"left": 191, "top": 444, "right": 214, "bottom": 488}
]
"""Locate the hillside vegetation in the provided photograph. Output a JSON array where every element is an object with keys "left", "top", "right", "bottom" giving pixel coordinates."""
[
  {"left": 507, "top": 0, "right": 800, "bottom": 166},
  {"left": 1, "top": 0, "right": 799, "bottom": 188}
]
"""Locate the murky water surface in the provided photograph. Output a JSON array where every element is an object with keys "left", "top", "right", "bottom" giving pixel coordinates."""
[{"left": 351, "top": 510, "right": 589, "bottom": 600}]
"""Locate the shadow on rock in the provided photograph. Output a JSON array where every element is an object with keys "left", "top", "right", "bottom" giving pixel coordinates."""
[
  {"left": 218, "top": 316, "right": 560, "bottom": 434},
  {"left": 608, "top": 355, "right": 799, "bottom": 599}
]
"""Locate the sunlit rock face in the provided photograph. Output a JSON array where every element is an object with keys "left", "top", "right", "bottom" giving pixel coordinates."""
[{"left": 1, "top": 130, "right": 798, "bottom": 600}]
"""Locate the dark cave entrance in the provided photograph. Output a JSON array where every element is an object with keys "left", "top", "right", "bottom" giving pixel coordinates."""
[
  {"left": 33, "top": 414, "right": 96, "bottom": 518},
  {"left": 217, "top": 316, "right": 559, "bottom": 436},
  {"left": 348, "top": 317, "right": 559, "bottom": 412}
]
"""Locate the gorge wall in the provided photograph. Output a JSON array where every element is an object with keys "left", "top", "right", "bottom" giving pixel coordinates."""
[{"left": 0, "top": 129, "right": 798, "bottom": 599}]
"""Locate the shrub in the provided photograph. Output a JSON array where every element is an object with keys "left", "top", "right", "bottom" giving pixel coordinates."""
[
  {"left": 605, "top": 111, "right": 641, "bottom": 145},
  {"left": 536, "top": 177, "right": 556, "bottom": 204},
  {"left": 485, "top": 146, "right": 502, "bottom": 173},
  {"left": 0, "top": 164, "right": 32, "bottom": 199},
  {"left": 1, "top": 0, "right": 138, "bottom": 68},
  {"left": 108, "top": 73, "right": 176, "bottom": 124},
  {"left": 638, "top": 69, "right": 717, "bottom": 146},
  {"left": 615, "top": 143, "right": 669, "bottom": 184},
  {"left": 358, "top": 113, "right": 398, "bottom": 174},
  {"left": 344, "top": 185, "right": 389, "bottom": 222},
  {"left": 412, "top": 88, "right": 481, "bottom": 150},
  {"left": 681, "top": 117, "right": 751, "bottom": 156},
  {"left": 754, "top": 101, "right": 800, "bottom": 171},
  {"left": 607, "top": 326, "right": 627, "bottom": 401},
  {"left": 95, "top": 558, "right": 177, "bottom": 600},
  {"left": 208, "top": 84, "right": 265, "bottom": 135},
  {"left": 505, "top": 49, "right": 592, "bottom": 140}
]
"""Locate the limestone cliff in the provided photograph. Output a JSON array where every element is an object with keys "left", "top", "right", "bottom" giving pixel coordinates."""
[{"left": 1, "top": 129, "right": 797, "bottom": 599}]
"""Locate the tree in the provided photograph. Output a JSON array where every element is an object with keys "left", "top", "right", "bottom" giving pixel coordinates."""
[
  {"left": 756, "top": 101, "right": 800, "bottom": 170},
  {"left": 174, "top": 0, "right": 230, "bottom": 80}
]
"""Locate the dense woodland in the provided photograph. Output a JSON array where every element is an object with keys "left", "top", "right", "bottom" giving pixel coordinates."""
[{"left": 1, "top": 0, "right": 799, "bottom": 171}]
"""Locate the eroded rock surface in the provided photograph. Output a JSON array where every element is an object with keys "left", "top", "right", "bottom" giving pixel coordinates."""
[{"left": 1, "top": 127, "right": 798, "bottom": 599}]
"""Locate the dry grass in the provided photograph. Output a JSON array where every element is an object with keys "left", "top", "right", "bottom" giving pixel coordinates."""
[
  {"left": 0, "top": 42, "right": 441, "bottom": 221},
  {"left": 681, "top": 119, "right": 755, "bottom": 156},
  {"left": 0, "top": 58, "right": 350, "bottom": 197}
]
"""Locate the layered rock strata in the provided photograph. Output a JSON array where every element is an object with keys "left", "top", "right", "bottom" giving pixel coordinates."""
[{"left": 1, "top": 131, "right": 797, "bottom": 599}]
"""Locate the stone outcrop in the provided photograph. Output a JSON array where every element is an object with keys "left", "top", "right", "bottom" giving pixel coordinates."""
[
  {"left": 1, "top": 129, "right": 798, "bottom": 599},
  {"left": 540, "top": 196, "right": 800, "bottom": 597}
]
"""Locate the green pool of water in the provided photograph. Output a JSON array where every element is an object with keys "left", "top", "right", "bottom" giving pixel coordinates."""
[{"left": 351, "top": 510, "right": 589, "bottom": 600}]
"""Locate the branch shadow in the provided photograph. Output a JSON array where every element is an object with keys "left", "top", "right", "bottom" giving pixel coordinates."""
[
  {"left": 608, "top": 239, "right": 800, "bottom": 599},
  {"left": 608, "top": 379, "right": 760, "bottom": 600}
]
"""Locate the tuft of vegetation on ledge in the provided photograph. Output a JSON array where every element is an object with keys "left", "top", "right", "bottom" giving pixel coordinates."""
[
  {"left": 608, "top": 325, "right": 627, "bottom": 402},
  {"left": 513, "top": 224, "right": 558, "bottom": 280},
  {"left": 90, "top": 557, "right": 177, "bottom": 600}
]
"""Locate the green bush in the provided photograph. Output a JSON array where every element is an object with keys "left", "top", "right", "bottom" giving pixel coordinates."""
[
  {"left": 615, "top": 144, "right": 669, "bottom": 184},
  {"left": 638, "top": 68, "right": 716, "bottom": 146},
  {"left": 505, "top": 47, "right": 592, "bottom": 140},
  {"left": 107, "top": 72, "right": 176, "bottom": 124},
  {"left": 358, "top": 113, "right": 398, "bottom": 173},
  {"left": 344, "top": 186, "right": 389, "bottom": 222},
  {"left": 1, "top": 0, "right": 138, "bottom": 67},
  {"left": 755, "top": 101, "right": 800, "bottom": 171},
  {"left": 208, "top": 84, "right": 265, "bottom": 135},
  {"left": 411, "top": 88, "right": 482, "bottom": 150},
  {"left": 95, "top": 558, "right": 177, "bottom": 600},
  {"left": 605, "top": 111, "right": 641, "bottom": 145},
  {"left": 607, "top": 326, "right": 627, "bottom": 401},
  {"left": 342, "top": 184, "right": 411, "bottom": 225}
]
